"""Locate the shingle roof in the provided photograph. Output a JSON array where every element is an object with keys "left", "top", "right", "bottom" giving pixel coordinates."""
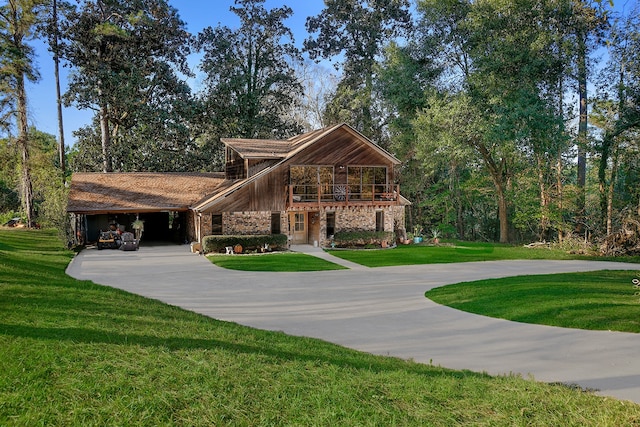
[
  {"left": 67, "top": 172, "right": 227, "bottom": 213},
  {"left": 221, "top": 126, "right": 338, "bottom": 159}
]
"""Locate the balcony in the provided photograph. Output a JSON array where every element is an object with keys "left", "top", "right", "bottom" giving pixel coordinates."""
[{"left": 287, "top": 184, "right": 400, "bottom": 207}]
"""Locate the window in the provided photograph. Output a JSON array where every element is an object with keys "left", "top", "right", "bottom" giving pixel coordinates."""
[
  {"left": 376, "top": 211, "right": 384, "bottom": 232},
  {"left": 294, "top": 213, "right": 305, "bottom": 232},
  {"left": 290, "top": 166, "right": 334, "bottom": 201},
  {"left": 211, "top": 214, "right": 223, "bottom": 235},
  {"left": 348, "top": 166, "right": 387, "bottom": 200},
  {"left": 326, "top": 212, "right": 335, "bottom": 237},
  {"left": 271, "top": 212, "right": 281, "bottom": 234}
]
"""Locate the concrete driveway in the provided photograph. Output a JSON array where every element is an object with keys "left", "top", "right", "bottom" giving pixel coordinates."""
[{"left": 66, "top": 244, "right": 640, "bottom": 403}]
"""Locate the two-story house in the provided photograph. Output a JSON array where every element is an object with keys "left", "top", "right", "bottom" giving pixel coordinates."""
[{"left": 67, "top": 123, "right": 409, "bottom": 248}]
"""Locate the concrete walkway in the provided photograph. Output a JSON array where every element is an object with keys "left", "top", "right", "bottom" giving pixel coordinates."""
[{"left": 66, "top": 244, "right": 640, "bottom": 403}]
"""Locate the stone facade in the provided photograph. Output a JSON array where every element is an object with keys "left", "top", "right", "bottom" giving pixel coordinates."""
[
  {"left": 198, "top": 206, "right": 406, "bottom": 248},
  {"left": 314, "top": 205, "right": 405, "bottom": 247},
  {"left": 223, "top": 211, "right": 272, "bottom": 235}
]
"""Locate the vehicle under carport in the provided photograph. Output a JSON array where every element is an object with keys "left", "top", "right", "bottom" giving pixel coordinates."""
[{"left": 66, "top": 172, "right": 226, "bottom": 246}]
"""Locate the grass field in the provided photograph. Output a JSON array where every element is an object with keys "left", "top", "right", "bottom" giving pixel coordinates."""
[
  {"left": 426, "top": 270, "right": 640, "bottom": 333},
  {"left": 328, "top": 241, "right": 640, "bottom": 267},
  {"left": 208, "top": 252, "right": 347, "bottom": 271},
  {"left": 2, "top": 229, "right": 640, "bottom": 425}
]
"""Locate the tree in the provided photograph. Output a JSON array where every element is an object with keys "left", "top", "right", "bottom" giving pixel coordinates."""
[
  {"left": 197, "top": 0, "right": 303, "bottom": 140},
  {"left": 377, "top": 39, "right": 443, "bottom": 232},
  {"left": 566, "top": 0, "right": 608, "bottom": 234},
  {"left": 59, "top": 0, "right": 193, "bottom": 172},
  {"left": 0, "top": 0, "right": 47, "bottom": 227},
  {"left": 291, "top": 60, "right": 338, "bottom": 131},
  {"left": 49, "top": 0, "right": 66, "bottom": 182},
  {"left": 305, "top": 0, "right": 412, "bottom": 140},
  {"left": 593, "top": 6, "right": 640, "bottom": 234}
]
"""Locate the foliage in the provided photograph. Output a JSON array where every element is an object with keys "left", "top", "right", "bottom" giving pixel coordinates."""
[
  {"left": 0, "top": 0, "right": 49, "bottom": 227},
  {"left": 196, "top": 0, "right": 303, "bottom": 140},
  {"left": 3, "top": 230, "right": 640, "bottom": 424},
  {"left": 202, "top": 234, "right": 288, "bottom": 254},
  {"left": 58, "top": 0, "right": 194, "bottom": 172},
  {"left": 332, "top": 230, "right": 394, "bottom": 247},
  {"left": 305, "top": 0, "right": 412, "bottom": 140}
]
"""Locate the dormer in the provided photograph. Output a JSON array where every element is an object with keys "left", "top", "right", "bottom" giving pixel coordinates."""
[{"left": 222, "top": 138, "right": 291, "bottom": 179}]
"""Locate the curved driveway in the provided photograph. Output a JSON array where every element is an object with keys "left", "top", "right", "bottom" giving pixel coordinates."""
[{"left": 66, "top": 244, "right": 640, "bottom": 403}]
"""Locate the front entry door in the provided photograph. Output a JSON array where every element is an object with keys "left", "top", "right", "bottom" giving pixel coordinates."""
[{"left": 289, "top": 212, "right": 307, "bottom": 244}]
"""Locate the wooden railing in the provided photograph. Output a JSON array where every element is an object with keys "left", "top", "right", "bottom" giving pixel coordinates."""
[{"left": 287, "top": 184, "right": 400, "bottom": 206}]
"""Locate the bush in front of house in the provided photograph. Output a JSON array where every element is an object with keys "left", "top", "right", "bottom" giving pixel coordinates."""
[
  {"left": 333, "top": 231, "right": 395, "bottom": 248},
  {"left": 202, "top": 234, "right": 288, "bottom": 254}
]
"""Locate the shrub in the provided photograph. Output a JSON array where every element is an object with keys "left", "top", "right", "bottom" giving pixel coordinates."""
[
  {"left": 202, "top": 234, "right": 288, "bottom": 254},
  {"left": 333, "top": 231, "right": 394, "bottom": 248}
]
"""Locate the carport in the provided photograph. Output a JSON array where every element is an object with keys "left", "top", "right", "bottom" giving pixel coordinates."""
[{"left": 67, "top": 172, "right": 226, "bottom": 245}]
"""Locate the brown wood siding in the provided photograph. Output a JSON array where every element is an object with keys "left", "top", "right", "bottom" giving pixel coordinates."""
[
  {"left": 288, "top": 128, "right": 394, "bottom": 168},
  {"left": 205, "top": 166, "right": 288, "bottom": 213}
]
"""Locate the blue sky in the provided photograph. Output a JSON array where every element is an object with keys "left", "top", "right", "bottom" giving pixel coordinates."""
[
  {"left": 24, "top": 0, "right": 638, "bottom": 147},
  {"left": 26, "top": 0, "right": 325, "bottom": 147}
]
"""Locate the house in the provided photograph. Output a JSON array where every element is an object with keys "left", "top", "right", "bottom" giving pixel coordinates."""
[{"left": 67, "top": 123, "right": 409, "bottom": 248}]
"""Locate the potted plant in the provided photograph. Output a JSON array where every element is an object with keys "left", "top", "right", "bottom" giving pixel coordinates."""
[
  {"left": 431, "top": 228, "right": 441, "bottom": 244},
  {"left": 132, "top": 217, "right": 144, "bottom": 240},
  {"left": 413, "top": 226, "right": 423, "bottom": 244}
]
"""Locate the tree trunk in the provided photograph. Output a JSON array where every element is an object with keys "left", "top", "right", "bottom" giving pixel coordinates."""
[
  {"left": 606, "top": 147, "right": 620, "bottom": 235},
  {"left": 99, "top": 100, "right": 112, "bottom": 172},
  {"left": 598, "top": 133, "right": 611, "bottom": 230},
  {"left": 537, "top": 155, "right": 550, "bottom": 241},
  {"left": 53, "top": 0, "right": 66, "bottom": 182},
  {"left": 576, "top": 29, "right": 588, "bottom": 233},
  {"left": 556, "top": 71, "right": 565, "bottom": 243},
  {"left": 16, "top": 72, "right": 34, "bottom": 227},
  {"left": 496, "top": 179, "right": 509, "bottom": 243},
  {"left": 476, "top": 143, "right": 509, "bottom": 243}
]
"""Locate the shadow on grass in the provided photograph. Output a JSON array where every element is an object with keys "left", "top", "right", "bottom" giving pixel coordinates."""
[{"left": 0, "top": 321, "right": 488, "bottom": 381}]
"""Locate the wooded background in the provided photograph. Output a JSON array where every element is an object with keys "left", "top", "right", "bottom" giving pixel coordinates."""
[{"left": 1, "top": 0, "right": 638, "bottom": 245}]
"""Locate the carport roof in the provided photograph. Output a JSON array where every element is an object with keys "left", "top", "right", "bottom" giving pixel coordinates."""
[{"left": 67, "top": 172, "right": 228, "bottom": 214}]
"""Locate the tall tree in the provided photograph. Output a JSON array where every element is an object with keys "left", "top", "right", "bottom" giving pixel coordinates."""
[
  {"left": 59, "top": 0, "right": 192, "bottom": 172},
  {"left": 568, "top": 0, "right": 607, "bottom": 234},
  {"left": 0, "top": 0, "right": 47, "bottom": 227},
  {"left": 50, "top": 0, "right": 65, "bottom": 182},
  {"left": 305, "top": 0, "right": 412, "bottom": 140},
  {"left": 377, "top": 39, "right": 442, "bottom": 232},
  {"left": 593, "top": 7, "right": 640, "bottom": 234},
  {"left": 197, "top": 0, "right": 302, "bottom": 140}
]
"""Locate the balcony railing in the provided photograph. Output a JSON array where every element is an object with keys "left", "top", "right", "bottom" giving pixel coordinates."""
[{"left": 288, "top": 184, "right": 400, "bottom": 206}]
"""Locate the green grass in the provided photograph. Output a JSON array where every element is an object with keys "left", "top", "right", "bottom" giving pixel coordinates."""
[
  {"left": 2, "top": 229, "right": 640, "bottom": 425},
  {"left": 207, "top": 252, "right": 347, "bottom": 271},
  {"left": 329, "top": 241, "right": 640, "bottom": 267},
  {"left": 426, "top": 270, "right": 640, "bottom": 332}
]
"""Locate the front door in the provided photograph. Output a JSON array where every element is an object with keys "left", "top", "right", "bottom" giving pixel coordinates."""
[{"left": 289, "top": 212, "right": 307, "bottom": 244}]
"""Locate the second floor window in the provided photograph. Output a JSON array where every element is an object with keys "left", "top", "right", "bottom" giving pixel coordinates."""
[
  {"left": 290, "top": 166, "right": 333, "bottom": 201},
  {"left": 348, "top": 166, "right": 387, "bottom": 200}
]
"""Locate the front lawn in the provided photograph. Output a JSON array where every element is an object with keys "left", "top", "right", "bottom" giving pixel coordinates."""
[
  {"left": 207, "top": 252, "right": 347, "bottom": 271},
  {"left": 426, "top": 270, "right": 640, "bottom": 332},
  {"left": 2, "top": 229, "right": 640, "bottom": 425},
  {"left": 328, "top": 241, "right": 640, "bottom": 267}
]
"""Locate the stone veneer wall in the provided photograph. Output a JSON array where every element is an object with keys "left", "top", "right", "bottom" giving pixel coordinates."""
[
  {"left": 185, "top": 210, "right": 198, "bottom": 242},
  {"left": 315, "top": 205, "right": 406, "bottom": 247},
  {"left": 196, "top": 206, "right": 405, "bottom": 247},
  {"left": 200, "top": 212, "right": 212, "bottom": 238},
  {"left": 223, "top": 211, "right": 271, "bottom": 235}
]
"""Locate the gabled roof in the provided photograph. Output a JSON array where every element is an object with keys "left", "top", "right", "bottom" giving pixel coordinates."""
[
  {"left": 221, "top": 123, "right": 400, "bottom": 164},
  {"left": 67, "top": 172, "right": 227, "bottom": 214},
  {"left": 195, "top": 123, "right": 401, "bottom": 212}
]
